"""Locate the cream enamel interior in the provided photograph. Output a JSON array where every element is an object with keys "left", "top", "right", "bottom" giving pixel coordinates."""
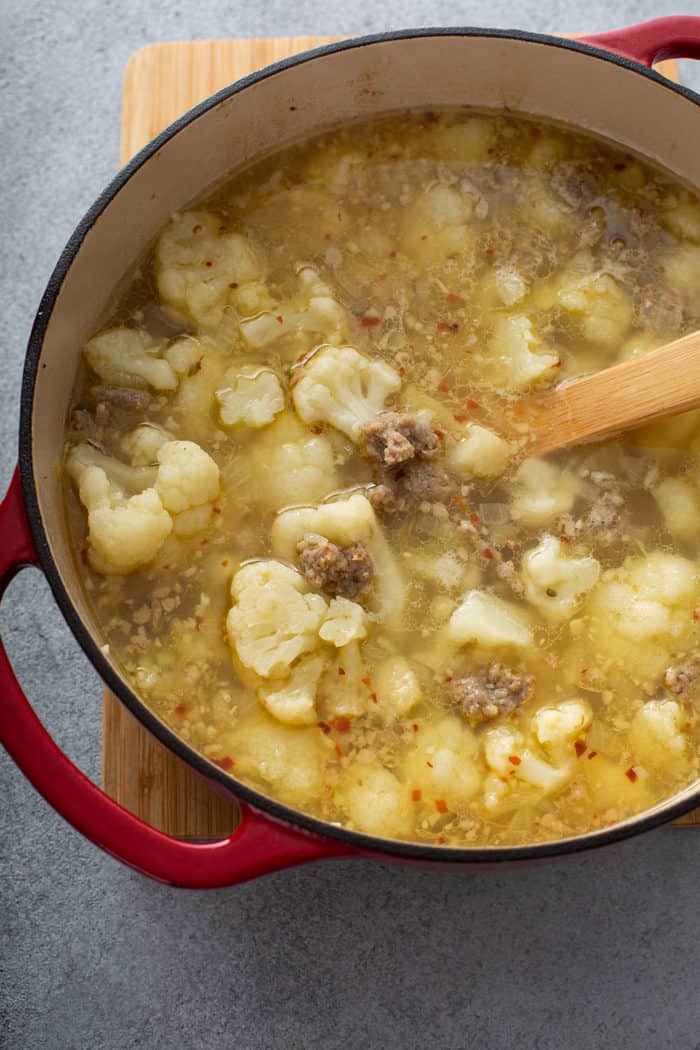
[{"left": 27, "top": 32, "right": 700, "bottom": 834}]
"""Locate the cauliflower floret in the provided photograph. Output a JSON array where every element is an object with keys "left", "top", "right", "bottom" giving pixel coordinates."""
[
  {"left": 617, "top": 331, "right": 663, "bottom": 363},
  {"left": 216, "top": 366, "right": 285, "bottom": 429},
  {"left": 240, "top": 266, "right": 348, "bottom": 351},
  {"left": 84, "top": 328, "right": 178, "bottom": 391},
  {"left": 654, "top": 476, "right": 700, "bottom": 544},
  {"left": 402, "top": 183, "right": 475, "bottom": 266},
  {"left": 226, "top": 714, "right": 326, "bottom": 806},
  {"left": 253, "top": 419, "right": 339, "bottom": 509},
  {"left": 373, "top": 654, "right": 422, "bottom": 720},
  {"left": 663, "top": 243, "right": 700, "bottom": 300},
  {"left": 164, "top": 335, "right": 204, "bottom": 377},
  {"left": 227, "top": 560, "right": 327, "bottom": 678},
  {"left": 445, "top": 423, "right": 512, "bottom": 479},
  {"left": 318, "top": 640, "right": 368, "bottom": 718},
  {"left": 120, "top": 424, "right": 170, "bottom": 466},
  {"left": 257, "top": 654, "right": 326, "bottom": 726},
  {"left": 67, "top": 442, "right": 157, "bottom": 494},
  {"left": 483, "top": 725, "right": 571, "bottom": 795},
  {"left": 343, "top": 765, "right": 411, "bottom": 838},
  {"left": 75, "top": 465, "right": 172, "bottom": 575},
  {"left": 156, "top": 210, "right": 265, "bottom": 331},
  {"left": 486, "top": 315, "right": 560, "bottom": 392},
  {"left": 521, "top": 535, "right": 600, "bottom": 622},
  {"left": 630, "top": 699, "right": 688, "bottom": 765},
  {"left": 447, "top": 590, "right": 533, "bottom": 650},
  {"left": 432, "top": 117, "right": 496, "bottom": 164},
  {"left": 272, "top": 494, "right": 406, "bottom": 627},
  {"left": 557, "top": 272, "right": 633, "bottom": 347},
  {"left": 410, "top": 549, "right": 477, "bottom": 593},
  {"left": 590, "top": 552, "right": 699, "bottom": 644},
  {"left": 319, "top": 597, "right": 368, "bottom": 647},
  {"left": 155, "top": 440, "right": 220, "bottom": 514},
  {"left": 493, "top": 265, "right": 528, "bottom": 306},
  {"left": 404, "top": 715, "right": 480, "bottom": 809},
  {"left": 292, "top": 345, "right": 401, "bottom": 440},
  {"left": 511, "top": 458, "right": 579, "bottom": 526},
  {"left": 531, "top": 699, "right": 593, "bottom": 752}
]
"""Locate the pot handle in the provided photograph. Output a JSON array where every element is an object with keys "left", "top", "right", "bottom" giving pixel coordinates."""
[
  {"left": 578, "top": 16, "right": 700, "bottom": 66},
  {"left": 0, "top": 468, "right": 350, "bottom": 887}
]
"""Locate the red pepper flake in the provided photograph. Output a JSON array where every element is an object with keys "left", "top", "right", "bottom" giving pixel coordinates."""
[
  {"left": 276, "top": 315, "right": 284, "bottom": 325},
  {"left": 205, "top": 260, "right": 213, "bottom": 268},
  {"left": 310, "top": 424, "right": 325, "bottom": 435},
  {"left": 162, "top": 564, "right": 172, "bottom": 571},
  {"left": 214, "top": 756, "right": 234, "bottom": 771},
  {"left": 574, "top": 739, "right": 587, "bottom": 758},
  {"left": 470, "top": 512, "right": 480, "bottom": 524},
  {"left": 212, "top": 506, "right": 222, "bottom": 515},
  {"left": 194, "top": 615, "right": 204, "bottom": 631},
  {"left": 436, "top": 380, "right": 450, "bottom": 393},
  {"left": 228, "top": 282, "right": 239, "bottom": 289},
  {"left": 200, "top": 538, "right": 209, "bottom": 546},
  {"left": 174, "top": 704, "right": 187, "bottom": 718},
  {"left": 693, "top": 610, "right": 699, "bottom": 622},
  {"left": 483, "top": 548, "right": 494, "bottom": 561},
  {"left": 220, "top": 559, "right": 229, "bottom": 567},
  {"left": 435, "top": 799, "right": 449, "bottom": 814},
  {"left": 588, "top": 751, "right": 598, "bottom": 760},
  {"left": 625, "top": 767, "right": 638, "bottom": 783},
  {"left": 318, "top": 721, "right": 331, "bottom": 735},
  {"left": 484, "top": 247, "right": 494, "bottom": 257},
  {"left": 411, "top": 789, "right": 422, "bottom": 802},
  {"left": 335, "top": 743, "right": 344, "bottom": 759},
  {"left": 412, "top": 723, "right": 420, "bottom": 733},
  {"left": 388, "top": 250, "right": 397, "bottom": 259},
  {"left": 451, "top": 494, "right": 469, "bottom": 514},
  {"left": 337, "top": 666, "right": 346, "bottom": 676},
  {"left": 445, "top": 292, "right": 461, "bottom": 305},
  {"left": 436, "top": 835, "right": 446, "bottom": 845},
  {"left": 371, "top": 692, "right": 378, "bottom": 703},
  {"left": 324, "top": 232, "right": 332, "bottom": 240},
  {"left": 360, "top": 314, "right": 381, "bottom": 327},
  {"left": 361, "top": 676, "right": 372, "bottom": 687},
  {"left": 508, "top": 755, "right": 521, "bottom": 766},
  {"left": 330, "top": 716, "right": 351, "bottom": 733},
  {"left": 398, "top": 366, "right": 406, "bottom": 378},
  {"left": 420, "top": 234, "right": 428, "bottom": 241},
  {"left": 559, "top": 534, "right": 571, "bottom": 544},
  {"left": 426, "top": 760, "right": 434, "bottom": 768},
  {"left": 437, "top": 321, "right": 459, "bottom": 334},
  {"left": 192, "top": 224, "right": 202, "bottom": 234}
]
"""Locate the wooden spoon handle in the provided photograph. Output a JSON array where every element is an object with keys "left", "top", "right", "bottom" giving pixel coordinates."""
[{"left": 525, "top": 330, "right": 700, "bottom": 456}]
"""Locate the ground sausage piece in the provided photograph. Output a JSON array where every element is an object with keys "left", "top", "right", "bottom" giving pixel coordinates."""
[
  {"left": 361, "top": 411, "right": 440, "bottom": 466},
  {"left": 369, "top": 462, "right": 454, "bottom": 517},
  {"left": 664, "top": 653, "right": 700, "bottom": 701},
  {"left": 297, "top": 537, "right": 373, "bottom": 600},
  {"left": 90, "top": 385, "right": 152, "bottom": 412},
  {"left": 449, "top": 663, "right": 533, "bottom": 723}
]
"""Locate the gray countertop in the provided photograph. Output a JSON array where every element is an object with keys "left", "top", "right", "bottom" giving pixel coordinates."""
[{"left": 2, "top": 2, "right": 700, "bottom": 1048}]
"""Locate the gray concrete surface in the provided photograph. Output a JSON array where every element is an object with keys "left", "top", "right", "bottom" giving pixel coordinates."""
[{"left": 2, "top": 2, "right": 700, "bottom": 1048}]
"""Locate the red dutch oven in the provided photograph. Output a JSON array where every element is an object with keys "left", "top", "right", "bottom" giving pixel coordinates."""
[{"left": 3, "top": 18, "right": 700, "bottom": 888}]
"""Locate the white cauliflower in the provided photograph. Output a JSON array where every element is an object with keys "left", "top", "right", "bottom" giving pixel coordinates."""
[
  {"left": 662, "top": 200, "right": 700, "bottom": 243},
  {"left": 483, "top": 725, "right": 572, "bottom": 797},
  {"left": 319, "top": 597, "right": 368, "bottom": 647},
  {"left": 662, "top": 243, "right": 700, "bottom": 300},
  {"left": 272, "top": 493, "right": 406, "bottom": 626},
  {"left": 447, "top": 590, "right": 533, "bottom": 650},
  {"left": 343, "top": 765, "right": 411, "bottom": 838},
  {"left": 373, "top": 655, "right": 422, "bottom": 721},
  {"left": 402, "top": 183, "right": 475, "bottom": 266},
  {"left": 226, "top": 715, "right": 326, "bottom": 806},
  {"left": 485, "top": 314, "right": 560, "bottom": 392},
  {"left": 291, "top": 345, "right": 401, "bottom": 440},
  {"left": 531, "top": 699, "right": 593, "bottom": 753},
  {"left": 445, "top": 423, "right": 512, "bottom": 479},
  {"left": 120, "top": 424, "right": 169, "bottom": 466},
  {"left": 155, "top": 440, "right": 220, "bottom": 514},
  {"left": 319, "top": 641, "right": 368, "bottom": 718},
  {"left": 67, "top": 442, "right": 157, "bottom": 494},
  {"left": 521, "top": 535, "right": 600, "bottom": 622},
  {"left": 216, "top": 366, "right": 285, "bottom": 429},
  {"left": 511, "top": 458, "right": 579, "bottom": 526},
  {"left": 164, "top": 335, "right": 204, "bottom": 377},
  {"left": 252, "top": 420, "right": 339, "bottom": 510},
  {"left": 630, "top": 699, "right": 688, "bottom": 765},
  {"left": 404, "top": 715, "right": 480, "bottom": 809},
  {"left": 240, "top": 266, "right": 348, "bottom": 351},
  {"left": 84, "top": 328, "right": 178, "bottom": 391},
  {"left": 156, "top": 210, "right": 265, "bottom": 331},
  {"left": 653, "top": 476, "right": 700, "bottom": 544},
  {"left": 557, "top": 272, "right": 633, "bottom": 347},
  {"left": 257, "top": 654, "right": 326, "bottom": 726},
  {"left": 74, "top": 465, "right": 172, "bottom": 575},
  {"left": 226, "top": 560, "right": 327, "bottom": 678}
]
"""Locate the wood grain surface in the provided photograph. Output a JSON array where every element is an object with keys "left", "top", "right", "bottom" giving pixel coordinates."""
[{"left": 103, "top": 36, "right": 697, "bottom": 834}]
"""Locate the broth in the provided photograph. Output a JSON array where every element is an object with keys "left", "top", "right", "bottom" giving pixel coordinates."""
[{"left": 62, "top": 110, "right": 700, "bottom": 845}]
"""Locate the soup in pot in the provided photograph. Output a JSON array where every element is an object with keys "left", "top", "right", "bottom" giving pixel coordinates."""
[{"left": 62, "top": 110, "right": 700, "bottom": 846}]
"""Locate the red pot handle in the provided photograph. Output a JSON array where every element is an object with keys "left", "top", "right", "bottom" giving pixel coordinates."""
[
  {"left": 578, "top": 15, "right": 700, "bottom": 66},
  {"left": 0, "top": 467, "right": 351, "bottom": 887}
]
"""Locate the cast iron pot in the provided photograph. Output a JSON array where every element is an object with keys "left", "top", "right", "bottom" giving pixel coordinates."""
[{"left": 3, "top": 17, "right": 700, "bottom": 888}]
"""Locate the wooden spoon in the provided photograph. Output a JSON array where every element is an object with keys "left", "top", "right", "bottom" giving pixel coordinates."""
[{"left": 517, "top": 330, "right": 700, "bottom": 456}]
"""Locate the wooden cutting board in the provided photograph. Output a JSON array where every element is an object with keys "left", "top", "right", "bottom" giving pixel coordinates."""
[{"left": 103, "top": 36, "right": 698, "bottom": 834}]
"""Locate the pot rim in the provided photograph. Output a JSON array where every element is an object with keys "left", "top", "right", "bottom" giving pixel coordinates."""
[{"left": 18, "top": 25, "right": 700, "bottom": 863}]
